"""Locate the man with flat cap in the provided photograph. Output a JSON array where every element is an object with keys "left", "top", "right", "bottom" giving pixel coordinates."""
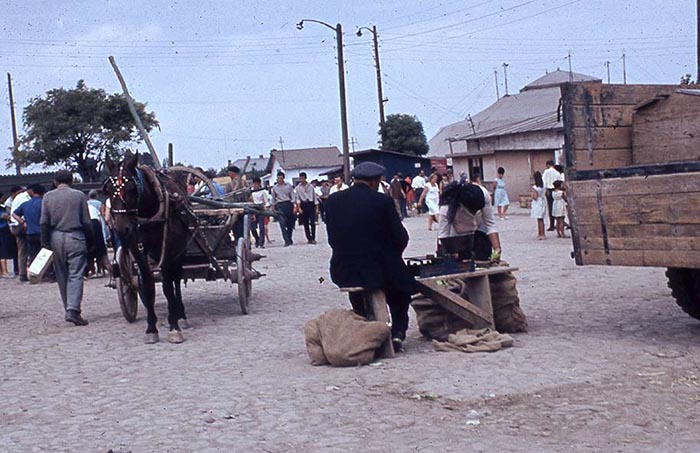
[{"left": 324, "top": 162, "right": 416, "bottom": 351}]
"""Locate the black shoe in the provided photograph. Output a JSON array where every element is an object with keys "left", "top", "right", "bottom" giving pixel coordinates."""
[
  {"left": 19, "top": 276, "right": 29, "bottom": 282},
  {"left": 65, "top": 310, "right": 89, "bottom": 326},
  {"left": 392, "top": 337, "right": 404, "bottom": 353},
  {"left": 547, "top": 227, "right": 556, "bottom": 231}
]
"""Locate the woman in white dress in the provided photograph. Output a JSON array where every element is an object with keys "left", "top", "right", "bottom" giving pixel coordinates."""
[
  {"left": 419, "top": 173, "right": 441, "bottom": 231},
  {"left": 530, "top": 171, "right": 547, "bottom": 240}
]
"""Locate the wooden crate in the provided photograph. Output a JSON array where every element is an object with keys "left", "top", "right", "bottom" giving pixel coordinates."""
[{"left": 562, "top": 82, "right": 700, "bottom": 269}]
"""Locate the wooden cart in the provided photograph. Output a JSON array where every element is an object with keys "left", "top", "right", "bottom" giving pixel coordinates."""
[
  {"left": 560, "top": 82, "right": 700, "bottom": 320},
  {"left": 114, "top": 167, "right": 263, "bottom": 322}
]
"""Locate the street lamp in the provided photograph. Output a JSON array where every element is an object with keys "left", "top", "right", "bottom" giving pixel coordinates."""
[
  {"left": 297, "top": 19, "right": 351, "bottom": 184},
  {"left": 356, "top": 25, "right": 387, "bottom": 147}
]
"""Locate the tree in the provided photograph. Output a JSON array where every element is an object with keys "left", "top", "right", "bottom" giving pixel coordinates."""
[
  {"left": 14, "top": 80, "right": 158, "bottom": 181},
  {"left": 379, "top": 113, "right": 429, "bottom": 156}
]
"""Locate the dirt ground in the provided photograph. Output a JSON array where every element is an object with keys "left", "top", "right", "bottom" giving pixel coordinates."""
[{"left": 1, "top": 207, "right": 699, "bottom": 452}]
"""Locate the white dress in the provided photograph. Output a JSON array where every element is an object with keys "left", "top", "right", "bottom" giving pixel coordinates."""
[
  {"left": 530, "top": 186, "right": 547, "bottom": 219},
  {"left": 424, "top": 183, "right": 440, "bottom": 216},
  {"left": 551, "top": 190, "right": 566, "bottom": 217}
]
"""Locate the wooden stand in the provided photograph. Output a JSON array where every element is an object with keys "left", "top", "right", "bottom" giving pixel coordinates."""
[
  {"left": 415, "top": 266, "right": 518, "bottom": 330},
  {"left": 340, "top": 287, "right": 395, "bottom": 359}
]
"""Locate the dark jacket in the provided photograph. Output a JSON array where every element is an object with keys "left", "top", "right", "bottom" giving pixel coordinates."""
[{"left": 325, "top": 184, "right": 415, "bottom": 293}]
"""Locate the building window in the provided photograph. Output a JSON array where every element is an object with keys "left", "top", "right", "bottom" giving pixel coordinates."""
[{"left": 468, "top": 158, "right": 483, "bottom": 182}]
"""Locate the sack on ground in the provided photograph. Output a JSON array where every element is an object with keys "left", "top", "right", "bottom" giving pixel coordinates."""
[
  {"left": 489, "top": 272, "right": 528, "bottom": 333},
  {"left": 432, "top": 327, "right": 514, "bottom": 353},
  {"left": 304, "top": 309, "right": 391, "bottom": 367}
]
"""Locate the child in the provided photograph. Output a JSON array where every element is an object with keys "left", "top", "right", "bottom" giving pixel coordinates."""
[
  {"left": 551, "top": 180, "right": 568, "bottom": 238},
  {"left": 530, "top": 171, "right": 547, "bottom": 240},
  {"left": 491, "top": 167, "right": 510, "bottom": 219}
]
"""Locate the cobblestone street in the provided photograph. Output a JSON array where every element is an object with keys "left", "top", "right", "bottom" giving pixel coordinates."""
[{"left": 2, "top": 208, "right": 699, "bottom": 452}]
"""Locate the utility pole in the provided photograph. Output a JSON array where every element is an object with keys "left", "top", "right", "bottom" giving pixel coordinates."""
[
  {"left": 622, "top": 51, "right": 627, "bottom": 84},
  {"left": 7, "top": 73, "right": 21, "bottom": 175},
  {"left": 604, "top": 61, "right": 611, "bottom": 84},
  {"left": 502, "top": 63, "right": 509, "bottom": 96},
  {"left": 357, "top": 26, "right": 387, "bottom": 145},
  {"left": 567, "top": 52, "right": 573, "bottom": 82},
  {"left": 350, "top": 137, "right": 358, "bottom": 152},
  {"left": 297, "top": 19, "right": 351, "bottom": 184},
  {"left": 697, "top": 0, "right": 699, "bottom": 82},
  {"left": 278, "top": 136, "right": 284, "bottom": 151},
  {"left": 494, "top": 69, "right": 500, "bottom": 100},
  {"left": 167, "top": 143, "right": 173, "bottom": 168}
]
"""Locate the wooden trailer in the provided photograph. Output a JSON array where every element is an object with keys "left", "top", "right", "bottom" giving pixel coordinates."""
[{"left": 560, "top": 82, "right": 700, "bottom": 319}]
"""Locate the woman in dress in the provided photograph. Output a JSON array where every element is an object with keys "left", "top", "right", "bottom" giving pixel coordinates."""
[
  {"left": 491, "top": 167, "right": 510, "bottom": 219},
  {"left": 419, "top": 173, "right": 441, "bottom": 231},
  {"left": 530, "top": 171, "right": 547, "bottom": 240}
]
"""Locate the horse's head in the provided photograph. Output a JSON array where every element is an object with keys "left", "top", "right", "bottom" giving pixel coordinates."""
[{"left": 103, "top": 152, "right": 144, "bottom": 238}]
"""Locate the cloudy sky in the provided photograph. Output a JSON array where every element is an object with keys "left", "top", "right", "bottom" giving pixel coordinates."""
[{"left": 0, "top": 0, "right": 696, "bottom": 173}]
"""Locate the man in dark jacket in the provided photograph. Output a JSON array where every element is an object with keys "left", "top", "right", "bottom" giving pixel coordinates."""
[{"left": 325, "top": 162, "right": 415, "bottom": 350}]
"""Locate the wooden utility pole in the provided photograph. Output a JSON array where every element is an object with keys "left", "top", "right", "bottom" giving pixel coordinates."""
[
  {"left": 7, "top": 73, "right": 21, "bottom": 175},
  {"left": 567, "top": 52, "right": 573, "bottom": 82},
  {"left": 494, "top": 69, "right": 500, "bottom": 100},
  {"left": 604, "top": 61, "right": 611, "bottom": 84},
  {"left": 502, "top": 63, "right": 509, "bottom": 96},
  {"left": 371, "top": 26, "right": 386, "bottom": 144},
  {"left": 622, "top": 51, "right": 627, "bottom": 84},
  {"left": 697, "top": 0, "right": 699, "bottom": 82},
  {"left": 108, "top": 56, "right": 162, "bottom": 170},
  {"left": 336, "top": 23, "right": 351, "bottom": 184},
  {"left": 167, "top": 143, "right": 173, "bottom": 167}
]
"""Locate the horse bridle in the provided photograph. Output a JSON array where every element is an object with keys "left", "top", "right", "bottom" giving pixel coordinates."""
[{"left": 104, "top": 164, "right": 144, "bottom": 215}]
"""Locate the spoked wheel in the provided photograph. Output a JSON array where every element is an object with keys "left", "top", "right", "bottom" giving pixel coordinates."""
[
  {"left": 236, "top": 234, "right": 253, "bottom": 314},
  {"left": 116, "top": 246, "right": 139, "bottom": 323}
]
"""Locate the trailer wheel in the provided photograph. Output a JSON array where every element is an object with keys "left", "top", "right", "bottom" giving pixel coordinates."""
[{"left": 666, "top": 268, "right": 700, "bottom": 321}]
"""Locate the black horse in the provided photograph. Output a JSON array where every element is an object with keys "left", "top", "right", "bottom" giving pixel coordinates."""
[{"left": 103, "top": 152, "right": 190, "bottom": 344}]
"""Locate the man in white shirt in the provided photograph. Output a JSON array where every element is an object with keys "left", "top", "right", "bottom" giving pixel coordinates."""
[
  {"left": 542, "top": 160, "right": 561, "bottom": 231},
  {"left": 250, "top": 177, "right": 268, "bottom": 248},
  {"left": 411, "top": 170, "right": 426, "bottom": 214},
  {"left": 328, "top": 175, "right": 348, "bottom": 195},
  {"left": 7, "top": 186, "right": 31, "bottom": 281}
]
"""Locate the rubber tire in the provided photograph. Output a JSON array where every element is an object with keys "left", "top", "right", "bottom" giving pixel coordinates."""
[
  {"left": 116, "top": 247, "right": 139, "bottom": 323},
  {"left": 666, "top": 267, "right": 700, "bottom": 321}
]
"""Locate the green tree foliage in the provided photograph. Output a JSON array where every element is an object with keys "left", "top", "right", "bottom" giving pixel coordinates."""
[
  {"left": 379, "top": 113, "right": 429, "bottom": 156},
  {"left": 680, "top": 74, "right": 696, "bottom": 85},
  {"left": 15, "top": 80, "right": 158, "bottom": 181}
]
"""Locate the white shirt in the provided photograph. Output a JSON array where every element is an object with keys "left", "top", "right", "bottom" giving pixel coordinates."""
[
  {"left": 475, "top": 185, "right": 498, "bottom": 235},
  {"left": 251, "top": 188, "right": 268, "bottom": 207},
  {"left": 542, "top": 167, "right": 561, "bottom": 189},
  {"left": 9, "top": 191, "right": 31, "bottom": 226},
  {"left": 411, "top": 175, "right": 426, "bottom": 189},
  {"left": 329, "top": 183, "right": 348, "bottom": 195}
]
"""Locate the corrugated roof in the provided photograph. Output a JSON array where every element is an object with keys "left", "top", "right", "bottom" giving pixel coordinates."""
[
  {"left": 522, "top": 70, "right": 601, "bottom": 91},
  {"left": 271, "top": 146, "right": 342, "bottom": 170}
]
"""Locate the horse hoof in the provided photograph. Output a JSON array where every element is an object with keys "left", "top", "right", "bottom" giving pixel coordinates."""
[
  {"left": 144, "top": 333, "right": 159, "bottom": 344},
  {"left": 168, "top": 330, "right": 185, "bottom": 344},
  {"left": 180, "top": 319, "right": 191, "bottom": 330}
]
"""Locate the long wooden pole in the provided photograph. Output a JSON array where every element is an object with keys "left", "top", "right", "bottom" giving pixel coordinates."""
[
  {"left": 336, "top": 24, "right": 351, "bottom": 184},
  {"left": 7, "top": 73, "right": 21, "bottom": 175},
  {"left": 372, "top": 26, "right": 386, "bottom": 146},
  {"left": 108, "top": 56, "right": 162, "bottom": 170}
]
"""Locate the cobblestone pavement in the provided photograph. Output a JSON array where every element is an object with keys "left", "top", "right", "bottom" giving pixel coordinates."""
[{"left": 2, "top": 208, "right": 699, "bottom": 452}]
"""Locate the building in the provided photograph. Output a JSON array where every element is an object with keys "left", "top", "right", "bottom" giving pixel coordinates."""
[
  {"left": 230, "top": 155, "right": 270, "bottom": 178},
  {"left": 350, "top": 149, "right": 432, "bottom": 180},
  {"left": 429, "top": 70, "right": 601, "bottom": 198},
  {"left": 268, "top": 146, "right": 343, "bottom": 184}
]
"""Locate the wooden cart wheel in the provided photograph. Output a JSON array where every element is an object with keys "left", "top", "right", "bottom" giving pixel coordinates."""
[
  {"left": 116, "top": 246, "right": 139, "bottom": 323},
  {"left": 236, "top": 237, "right": 251, "bottom": 314}
]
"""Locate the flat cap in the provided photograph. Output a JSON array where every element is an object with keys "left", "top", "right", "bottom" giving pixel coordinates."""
[
  {"left": 227, "top": 165, "right": 241, "bottom": 173},
  {"left": 351, "top": 162, "right": 385, "bottom": 179}
]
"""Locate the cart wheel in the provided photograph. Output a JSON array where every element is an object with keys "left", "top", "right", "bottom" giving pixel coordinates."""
[
  {"left": 116, "top": 246, "right": 139, "bottom": 323},
  {"left": 236, "top": 237, "right": 251, "bottom": 314}
]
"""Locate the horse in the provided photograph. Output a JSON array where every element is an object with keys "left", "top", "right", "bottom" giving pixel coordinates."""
[{"left": 103, "top": 152, "right": 190, "bottom": 344}]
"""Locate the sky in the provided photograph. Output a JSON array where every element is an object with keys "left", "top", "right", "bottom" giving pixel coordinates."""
[{"left": 0, "top": 0, "right": 697, "bottom": 174}]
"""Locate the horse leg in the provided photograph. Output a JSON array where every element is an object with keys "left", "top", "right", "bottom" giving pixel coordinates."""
[
  {"left": 132, "top": 249, "right": 159, "bottom": 343},
  {"left": 173, "top": 264, "right": 189, "bottom": 328},
  {"left": 162, "top": 269, "right": 185, "bottom": 344}
]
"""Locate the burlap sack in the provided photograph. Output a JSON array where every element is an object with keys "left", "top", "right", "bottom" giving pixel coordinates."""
[
  {"left": 412, "top": 270, "right": 528, "bottom": 339},
  {"left": 489, "top": 272, "right": 528, "bottom": 333},
  {"left": 432, "top": 328, "right": 514, "bottom": 353},
  {"left": 304, "top": 309, "right": 391, "bottom": 367}
]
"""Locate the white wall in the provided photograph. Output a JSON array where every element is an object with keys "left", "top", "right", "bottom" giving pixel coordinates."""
[{"left": 270, "top": 160, "right": 338, "bottom": 183}]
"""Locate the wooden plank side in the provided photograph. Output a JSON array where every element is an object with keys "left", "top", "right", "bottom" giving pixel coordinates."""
[
  {"left": 570, "top": 105, "right": 635, "bottom": 128},
  {"left": 415, "top": 280, "right": 494, "bottom": 328},
  {"left": 582, "top": 236, "right": 700, "bottom": 251},
  {"left": 567, "top": 172, "right": 700, "bottom": 198},
  {"left": 632, "top": 94, "right": 700, "bottom": 165},
  {"left": 572, "top": 126, "right": 632, "bottom": 150},
  {"left": 579, "top": 249, "right": 700, "bottom": 268},
  {"left": 577, "top": 222, "right": 700, "bottom": 239},
  {"left": 573, "top": 191, "right": 700, "bottom": 226},
  {"left": 566, "top": 83, "right": 679, "bottom": 106}
]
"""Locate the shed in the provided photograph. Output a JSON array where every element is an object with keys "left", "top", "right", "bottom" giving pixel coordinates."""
[
  {"left": 269, "top": 146, "right": 343, "bottom": 184},
  {"left": 350, "top": 149, "right": 432, "bottom": 180}
]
